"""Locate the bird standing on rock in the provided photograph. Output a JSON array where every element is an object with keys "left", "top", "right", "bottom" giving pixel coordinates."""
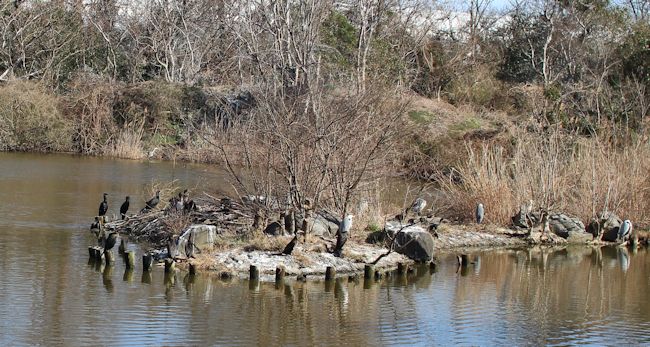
[
  {"left": 618, "top": 220, "right": 632, "bottom": 242},
  {"left": 185, "top": 232, "right": 196, "bottom": 258},
  {"left": 98, "top": 193, "right": 108, "bottom": 217},
  {"left": 410, "top": 198, "right": 427, "bottom": 216},
  {"left": 120, "top": 196, "right": 130, "bottom": 220},
  {"left": 334, "top": 214, "right": 353, "bottom": 257},
  {"left": 476, "top": 203, "right": 485, "bottom": 224},
  {"left": 282, "top": 234, "right": 298, "bottom": 255}
]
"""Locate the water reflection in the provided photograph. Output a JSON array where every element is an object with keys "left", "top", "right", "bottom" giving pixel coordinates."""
[{"left": 1, "top": 153, "right": 649, "bottom": 346}]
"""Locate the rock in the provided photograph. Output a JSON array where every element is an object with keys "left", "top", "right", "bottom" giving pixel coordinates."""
[
  {"left": 263, "top": 221, "right": 283, "bottom": 236},
  {"left": 548, "top": 213, "right": 592, "bottom": 243},
  {"left": 305, "top": 211, "right": 340, "bottom": 238},
  {"left": 178, "top": 224, "right": 217, "bottom": 257},
  {"left": 393, "top": 226, "right": 434, "bottom": 262},
  {"left": 587, "top": 213, "right": 622, "bottom": 242}
]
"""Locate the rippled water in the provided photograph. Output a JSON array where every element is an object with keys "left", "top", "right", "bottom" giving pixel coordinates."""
[{"left": 0, "top": 152, "right": 649, "bottom": 346}]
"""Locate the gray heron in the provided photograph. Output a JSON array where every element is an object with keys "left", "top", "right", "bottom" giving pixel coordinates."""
[
  {"left": 410, "top": 198, "right": 427, "bottom": 216},
  {"left": 476, "top": 203, "right": 485, "bottom": 224},
  {"left": 618, "top": 219, "right": 632, "bottom": 242}
]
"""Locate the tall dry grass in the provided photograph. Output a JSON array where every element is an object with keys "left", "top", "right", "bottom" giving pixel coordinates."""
[{"left": 438, "top": 130, "right": 650, "bottom": 227}]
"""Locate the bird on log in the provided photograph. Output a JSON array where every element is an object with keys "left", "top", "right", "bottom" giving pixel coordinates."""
[
  {"left": 104, "top": 231, "right": 118, "bottom": 254},
  {"left": 120, "top": 196, "right": 130, "bottom": 220},
  {"left": 141, "top": 190, "right": 161, "bottom": 212},
  {"left": 98, "top": 193, "right": 108, "bottom": 217}
]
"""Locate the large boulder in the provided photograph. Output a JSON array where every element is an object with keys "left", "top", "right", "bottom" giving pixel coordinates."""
[
  {"left": 178, "top": 224, "right": 217, "bottom": 257},
  {"left": 394, "top": 228, "right": 435, "bottom": 262},
  {"left": 384, "top": 222, "right": 435, "bottom": 261},
  {"left": 548, "top": 213, "right": 592, "bottom": 243},
  {"left": 304, "top": 211, "right": 340, "bottom": 238}
]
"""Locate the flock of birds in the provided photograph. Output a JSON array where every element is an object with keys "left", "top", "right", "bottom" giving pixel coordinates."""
[{"left": 90, "top": 189, "right": 198, "bottom": 257}]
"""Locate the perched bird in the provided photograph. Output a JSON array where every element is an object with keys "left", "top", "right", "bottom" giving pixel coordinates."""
[
  {"left": 334, "top": 214, "right": 353, "bottom": 257},
  {"left": 143, "top": 190, "right": 161, "bottom": 211},
  {"left": 98, "top": 193, "right": 108, "bottom": 217},
  {"left": 476, "top": 203, "right": 485, "bottom": 224},
  {"left": 340, "top": 214, "right": 353, "bottom": 234},
  {"left": 90, "top": 217, "right": 101, "bottom": 236},
  {"left": 618, "top": 220, "right": 632, "bottom": 242},
  {"left": 120, "top": 196, "right": 130, "bottom": 220},
  {"left": 410, "top": 198, "right": 427, "bottom": 216},
  {"left": 167, "top": 237, "right": 178, "bottom": 259},
  {"left": 175, "top": 192, "right": 184, "bottom": 211},
  {"left": 104, "top": 231, "right": 118, "bottom": 254},
  {"left": 281, "top": 234, "right": 298, "bottom": 255},
  {"left": 185, "top": 232, "right": 196, "bottom": 259}
]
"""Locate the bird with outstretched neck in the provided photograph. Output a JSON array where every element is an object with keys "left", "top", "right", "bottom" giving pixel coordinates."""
[
  {"left": 120, "top": 196, "right": 130, "bottom": 220},
  {"left": 98, "top": 193, "right": 108, "bottom": 217},
  {"left": 142, "top": 190, "right": 161, "bottom": 212}
]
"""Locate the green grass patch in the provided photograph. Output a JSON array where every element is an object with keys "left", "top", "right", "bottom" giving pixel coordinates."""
[{"left": 408, "top": 110, "right": 435, "bottom": 125}]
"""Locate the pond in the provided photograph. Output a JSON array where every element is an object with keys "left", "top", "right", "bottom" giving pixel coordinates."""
[{"left": 0, "top": 152, "right": 648, "bottom": 346}]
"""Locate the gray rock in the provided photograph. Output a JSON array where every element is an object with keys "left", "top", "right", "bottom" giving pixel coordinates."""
[
  {"left": 394, "top": 227, "right": 435, "bottom": 262},
  {"left": 263, "top": 221, "right": 283, "bottom": 236},
  {"left": 304, "top": 211, "right": 341, "bottom": 238},
  {"left": 548, "top": 213, "right": 591, "bottom": 243},
  {"left": 178, "top": 224, "right": 217, "bottom": 257}
]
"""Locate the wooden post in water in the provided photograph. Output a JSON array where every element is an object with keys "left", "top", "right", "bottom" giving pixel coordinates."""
[
  {"left": 105, "top": 250, "right": 115, "bottom": 266},
  {"left": 124, "top": 251, "right": 135, "bottom": 270},
  {"left": 397, "top": 262, "right": 407, "bottom": 275},
  {"left": 275, "top": 266, "right": 285, "bottom": 282},
  {"left": 249, "top": 265, "right": 259, "bottom": 281},
  {"left": 164, "top": 258, "right": 175, "bottom": 273},
  {"left": 364, "top": 264, "right": 374, "bottom": 279},
  {"left": 118, "top": 239, "right": 126, "bottom": 255},
  {"left": 189, "top": 263, "right": 197, "bottom": 276},
  {"left": 88, "top": 246, "right": 95, "bottom": 260},
  {"left": 325, "top": 266, "right": 336, "bottom": 281},
  {"left": 142, "top": 254, "right": 153, "bottom": 272}
]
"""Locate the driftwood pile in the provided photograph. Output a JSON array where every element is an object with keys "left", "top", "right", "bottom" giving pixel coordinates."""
[{"left": 104, "top": 194, "right": 255, "bottom": 246}]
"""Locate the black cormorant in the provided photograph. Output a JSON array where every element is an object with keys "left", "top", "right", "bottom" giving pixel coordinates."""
[
  {"left": 120, "top": 196, "right": 130, "bottom": 220},
  {"left": 98, "top": 193, "right": 108, "bottom": 217},
  {"left": 281, "top": 234, "right": 298, "bottom": 255},
  {"left": 185, "top": 232, "right": 195, "bottom": 258},
  {"left": 142, "top": 190, "right": 160, "bottom": 211},
  {"left": 104, "top": 231, "right": 118, "bottom": 254},
  {"left": 90, "top": 216, "right": 101, "bottom": 236}
]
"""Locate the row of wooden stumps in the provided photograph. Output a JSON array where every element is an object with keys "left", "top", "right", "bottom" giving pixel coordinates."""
[
  {"left": 247, "top": 261, "right": 437, "bottom": 283},
  {"left": 88, "top": 245, "right": 198, "bottom": 275}
]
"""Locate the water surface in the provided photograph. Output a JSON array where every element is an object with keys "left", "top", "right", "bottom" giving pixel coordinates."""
[{"left": 0, "top": 152, "right": 648, "bottom": 346}]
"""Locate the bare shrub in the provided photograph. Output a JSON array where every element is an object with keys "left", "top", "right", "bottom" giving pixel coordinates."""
[
  {"left": 0, "top": 81, "right": 72, "bottom": 151},
  {"left": 104, "top": 120, "right": 146, "bottom": 160},
  {"left": 438, "top": 130, "right": 650, "bottom": 226},
  {"left": 64, "top": 76, "right": 118, "bottom": 154}
]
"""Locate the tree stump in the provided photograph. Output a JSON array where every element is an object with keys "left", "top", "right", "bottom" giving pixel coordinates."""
[
  {"left": 364, "top": 264, "right": 374, "bottom": 279},
  {"left": 189, "top": 263, "right": 197, "bottom": 276},
  {"left": 275, "top": 266, "right": 285, "bottom": 282},
  {"left": 118, "top": 239, "right": 126, "bottom": 255},
  {"left": 164, "top": 258, "right": 175, "bottom": 273},
  {"left": 249, "top": 265, "right": 259, "bottom": 281},
  {"left": 142, "top": 254, "right": 153, "bottom": 272},
  {"left": 105, "top": 250, "right": 115, "bottom": 266},
  {"left": 397, "top": 262, "right": 407, "bottom": 275},
  {"left": 325, "top": 266, "right": 336, "bottom": 281},
  {"left": 124, "top": 251, "right": 135, "bottom": 270}
]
